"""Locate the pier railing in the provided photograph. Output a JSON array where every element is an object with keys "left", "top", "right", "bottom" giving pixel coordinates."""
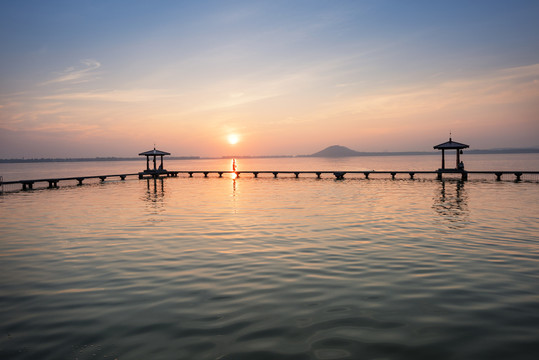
[{"left": 1, "top": 169, "right": 538, "bottom": 192}]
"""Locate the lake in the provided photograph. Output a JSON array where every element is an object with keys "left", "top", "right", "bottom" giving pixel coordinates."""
[{"left": 1, "top": 154, "right": 539, "bottom": 359}]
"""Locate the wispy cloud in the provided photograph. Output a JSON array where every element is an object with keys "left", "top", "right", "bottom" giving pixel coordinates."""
[
  {"left": 41, "top": 59, "right": 101, "bottom": 85},
  {"left": 323, "top": 63, "right": 539, "bottom": 120},
  {"left": 39, "top": 88, "right": 182, "bottom": 102}
]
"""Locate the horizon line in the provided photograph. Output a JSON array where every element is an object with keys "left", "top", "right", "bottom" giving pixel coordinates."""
[{"left": 2, "top": 147, "right": 539, "bottom": 163}]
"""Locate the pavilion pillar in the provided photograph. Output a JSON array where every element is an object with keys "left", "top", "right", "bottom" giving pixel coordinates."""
[
  {"left": 153, "top": 155, "right": 157, "bottom": 170},
  {"left": 456, "top": 150, "right": 460, "bottom": 168},
  {"left": 146, "top": 157, "right": 150, "bottom": 171},
  {"left": 160, "top": 155, "right": 164, "bottom": 169},
  {"left": 441, "top": 149, "right": 445, "bottom": 170}
]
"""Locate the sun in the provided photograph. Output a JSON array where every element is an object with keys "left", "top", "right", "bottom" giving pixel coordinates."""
[{"left": 227, "top": 134, "right": 239, "bottom": 145}]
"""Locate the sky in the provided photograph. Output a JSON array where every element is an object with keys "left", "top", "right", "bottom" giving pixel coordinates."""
[{"left": 1, "top": 0, "right": 538, "bottom": 158}]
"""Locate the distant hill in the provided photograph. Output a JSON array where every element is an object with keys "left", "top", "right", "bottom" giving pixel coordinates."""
[{"left": 309, "top": 145, "right": 363, "bottom": 157}]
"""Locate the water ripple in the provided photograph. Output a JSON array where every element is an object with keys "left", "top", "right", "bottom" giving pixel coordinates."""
[{"left": 1, "top": 178, "right": 538, "bottom": 359}]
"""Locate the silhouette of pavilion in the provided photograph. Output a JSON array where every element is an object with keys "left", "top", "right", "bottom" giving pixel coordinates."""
[
  {"left": 433, "top": 137, "right": 469, "bottom": 170},
  {"left": 138, "top": 147, "right": 170, "bottom": 178}
]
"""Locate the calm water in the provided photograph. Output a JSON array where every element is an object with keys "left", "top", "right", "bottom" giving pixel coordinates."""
[{"left": 1, "top": 155, "right": 539, "bottom": 359}]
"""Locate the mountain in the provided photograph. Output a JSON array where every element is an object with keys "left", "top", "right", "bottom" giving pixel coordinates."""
[{"left": 309, "top": 145, "right": 362, "bottom": 157}]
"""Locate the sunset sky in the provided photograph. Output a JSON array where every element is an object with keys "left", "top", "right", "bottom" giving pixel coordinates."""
[{"left": 1, "top": 0, "right": 538, "bottom": 158}]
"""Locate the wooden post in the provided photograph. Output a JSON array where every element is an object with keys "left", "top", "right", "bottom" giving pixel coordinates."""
[
  {"left": 273, "top": 172, "right": 278, "bottom": 178},
  {"left": 316, "top": 172, "right": 321, "bottom": 178},
  {"left": 441, "top": 149, "right": 445, "bottom": 170},
  {"left": 253, "top": 172, "right": 259, "bottom": 178},
  {"left": 391, "top": 172, "right": 396, "bottom": 180},
  {"left": 22, "top": 181, "right": 34, "bottom": 190}
]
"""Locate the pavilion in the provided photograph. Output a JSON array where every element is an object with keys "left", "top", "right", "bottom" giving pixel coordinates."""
[
  {"left": 434, "top": 137, "right": 469, "bottom": 180},
  {"left": 433, "top": 137, "right": 469, "bottom": 170},
  {"left": 138, "top": 147, "right": 171, "bottom": 178}
]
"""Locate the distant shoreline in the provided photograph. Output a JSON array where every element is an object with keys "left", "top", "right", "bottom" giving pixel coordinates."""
[
  {"left": 1, "top": 148, "right": 538, "bottom": 164},
  {"left": 0, "top": 156, "right": 201, "bottom": 164}
]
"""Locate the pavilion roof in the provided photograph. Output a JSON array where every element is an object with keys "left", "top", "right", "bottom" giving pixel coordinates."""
[
  {"left": 138, "top": 148, "right": 171, "bottom": 156},
  {"left": 433, "top": 138, "right": 469, "bottom": 150}
]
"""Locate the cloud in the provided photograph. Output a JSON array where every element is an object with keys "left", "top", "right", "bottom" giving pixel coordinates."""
[
  {"left": 39, "top": 88, "right": 183, "bottom": 102},
  {"left": 41, "top": 59, "right": 101, "bottom": 85},
  {"left": 323, "top": 63, "right": 539, "bottom": 120}
]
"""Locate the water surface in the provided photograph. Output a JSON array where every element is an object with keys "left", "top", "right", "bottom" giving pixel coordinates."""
[{"left": 1, "top": 157, "right": 539, "bottom": 359}]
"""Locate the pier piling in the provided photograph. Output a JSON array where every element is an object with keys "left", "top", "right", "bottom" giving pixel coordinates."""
[{"left": 22, "top": 181, "right": 34, "bottom": 190}]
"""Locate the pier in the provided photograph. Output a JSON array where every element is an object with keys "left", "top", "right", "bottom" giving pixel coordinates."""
[
  {"left": 2, "top": 173, "right": 139, "bottom": 190},
  {"left": 165, "top": 170, "right": 536, "bottom": 181},
  {"left": 2, "top": 170, "right": 538, "bottom": 192}
]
